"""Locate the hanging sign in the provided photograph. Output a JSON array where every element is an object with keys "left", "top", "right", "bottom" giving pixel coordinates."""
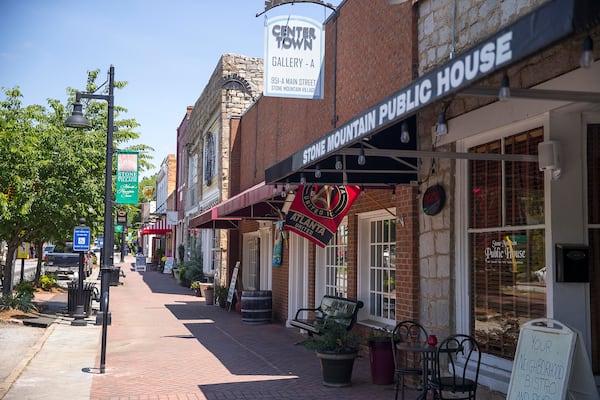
[
  {"left": 264, "top": 15, "right": 324, "bottom": 99},
  {"left": 285, "top": 185, "right": 360, "bottom": 247},
  {"left": 116, "top": 151, "right": 139, "bottom": 204}
]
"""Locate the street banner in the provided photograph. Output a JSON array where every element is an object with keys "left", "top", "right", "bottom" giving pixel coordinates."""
[
  {"left": 116, "top": 151, "right": 139, "bottom": 204},
  {"left": 264, "top": 15, "right": 324, "bottom": 99},
  {"left": 285, "top": 185, "right": 360, "bottom": 247}
]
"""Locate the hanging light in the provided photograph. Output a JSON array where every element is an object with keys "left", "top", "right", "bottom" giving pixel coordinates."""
[
  {"left": 285, "top": 180, "right": 291, "bottom": 191},
  {"left": 300, "top": 173, "right": 306, "bottom": 185},
  {"left": 335, "top": 155, "right": 343, "bottom": 170},
  {"left": 498, "top": 73, "right": 511, "bottom": 101},
  {"left": 357, "top": 145, "right": 366, "bottom": 166},
  {"left": 400, "top": 121, "right": 410, "bottom": 144},
  {"left": 580, "top": 35, "right": 593, "bottom": 68},
  {"left": 315, "top": 164, "right": 322, "bottom": 179},
  {"left": 391, "top": 186, "right": 396, "bottom": 200},
  {"left": 436, "top": 113, "right": 448, "bottom": 136}
]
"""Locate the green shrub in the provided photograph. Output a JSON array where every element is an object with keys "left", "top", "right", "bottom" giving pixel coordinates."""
[{"left": 39, "top": 274, "right": 57, "bottom": 291}]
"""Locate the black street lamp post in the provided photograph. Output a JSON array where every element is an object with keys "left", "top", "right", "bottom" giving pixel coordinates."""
[{"left": 65, "top": 65, "right": 115, "bottom": 374}]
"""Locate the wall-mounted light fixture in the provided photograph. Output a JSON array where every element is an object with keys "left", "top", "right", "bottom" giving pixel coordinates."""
[
  {"left": 580, "top": 35, "right": 593, "bottom": 68},
  {"left": 335, "top": 155, "right": 343, "bottom": 170},
  {"left": 357, "top": 145, "right": 366, "bottom": 166},
  {"left": 538, "top": 140, "right": 562, "bottom": 180},
  {"left": 315, "top": 164, "right": 322, "bottom": 178},
  {"left": 300, "top": 173, "right": 307, "bottom": 185},
  {"left": 436, "top": 112, "right": 448, "bottom": 136},
  {"left": 499, "top": 73, "right": 511, "bottom": 101},
  {"left": 400, "top": 121, "right": 410, "bottom": 144}
]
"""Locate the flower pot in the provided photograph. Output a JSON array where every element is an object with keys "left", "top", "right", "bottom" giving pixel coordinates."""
[
  {"left": 316, "top": 350, "right": 358, "bottom": 387},
  {"left": 204, "top": 289, "right": 214, "bottom": 305},
  {"left": 368, "top": 338, "right": 395, "bottom": 385}
]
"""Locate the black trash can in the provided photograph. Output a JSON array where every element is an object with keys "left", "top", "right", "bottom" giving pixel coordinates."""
[
  {"left": 107, "top": 266, "right": 121, "bottom": 286},
  {"left": 67, "top": 281, "right": 96, "bottom": 317}
]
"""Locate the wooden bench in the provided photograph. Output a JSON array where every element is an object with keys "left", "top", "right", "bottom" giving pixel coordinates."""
[{"left": 290, "top": 295, "right": 364, "bottom": 336}]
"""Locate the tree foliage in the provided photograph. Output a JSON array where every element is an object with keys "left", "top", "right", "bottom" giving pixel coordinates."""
[{"left": 0, "top": 68, "right": 154, "bottom": 295}]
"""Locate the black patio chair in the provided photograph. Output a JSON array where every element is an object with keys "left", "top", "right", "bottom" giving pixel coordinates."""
[
  {"left": 391, "top": 320, "right": 429, "bottom": 400},
  {"left": 429, "top": 334, "right": 481, "bottom": 400}
]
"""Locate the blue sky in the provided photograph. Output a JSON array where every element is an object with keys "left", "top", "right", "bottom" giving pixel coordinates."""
[{"left": 0, "top": 0, "right": 340, "bottom": 178}]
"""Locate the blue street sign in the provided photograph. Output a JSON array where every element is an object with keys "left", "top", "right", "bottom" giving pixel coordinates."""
[{"left": 73, "top": 226, "right": 91, "bottom": 252}]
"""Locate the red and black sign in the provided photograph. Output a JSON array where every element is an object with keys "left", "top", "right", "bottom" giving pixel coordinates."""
[{"left": 285, "top": 185, "right": 361, "bottom": 247}]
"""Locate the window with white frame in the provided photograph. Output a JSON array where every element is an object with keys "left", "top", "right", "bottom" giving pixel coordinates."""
[
  {"left": 468, "top": 127, "right": 546, "bottom": 360},
  {"left": 367, "top": 216, "right": 396, "bottom": 322},
  {"left": 324, "top": 219, "right": 348, "bottom": 297},
  {"left": 187, "top": 154, "right": 198, "bottom": 207}
]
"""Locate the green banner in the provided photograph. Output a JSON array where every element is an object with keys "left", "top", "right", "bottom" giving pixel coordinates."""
[{"left": 116, "top": 151, "right": 139, "bottom": 204}]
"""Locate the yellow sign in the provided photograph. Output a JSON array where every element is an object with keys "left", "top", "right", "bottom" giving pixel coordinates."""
[{"left": 17, "top": 242, "right": 30, "bottom": 259}]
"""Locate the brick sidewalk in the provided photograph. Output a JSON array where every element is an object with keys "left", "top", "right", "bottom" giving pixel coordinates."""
[{"left": 90, "top": 258, "right": 403, "bottom": 400}]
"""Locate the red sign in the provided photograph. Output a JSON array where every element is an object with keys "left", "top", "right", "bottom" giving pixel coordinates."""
[{"left": 285, "top": 185, "right": 361, "bottom": 247}]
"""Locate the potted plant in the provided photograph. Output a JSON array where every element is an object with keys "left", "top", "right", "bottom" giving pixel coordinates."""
[
  {"left": 190, "top": 281, "right": 202, "bottom": 297},
  {"left": 302, "top": 321, "right": 361, "bottom": 387},
  {"left": 215, "top": 285, "right": 229, "bottom": 308},
  {"left": 203, "top": 285, "right": 215, "bottom": 305},
  {"left": 367, "top": 328, "right": 395, "bottom": 385}
]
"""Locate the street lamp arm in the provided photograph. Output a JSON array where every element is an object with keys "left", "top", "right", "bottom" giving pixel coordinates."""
[{"left": 76, "top": 92, "right": 112, "bottom": 102}]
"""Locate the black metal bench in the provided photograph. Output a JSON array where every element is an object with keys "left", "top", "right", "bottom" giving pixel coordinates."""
[{"left": 290, "top": 295, "right": 364, "bottom": 336}]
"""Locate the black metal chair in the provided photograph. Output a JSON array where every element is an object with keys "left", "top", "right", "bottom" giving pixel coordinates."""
[
  {"left": 429, "top": 334, "right": 482, "bottom": 400},
  {"left": 391, "top": 320, "right": 429, "bottom": 400}
]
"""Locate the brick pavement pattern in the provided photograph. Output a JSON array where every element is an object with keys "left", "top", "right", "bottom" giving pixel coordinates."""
[{"left": 90, "top": 258, "right": 408, "bottom": 400}]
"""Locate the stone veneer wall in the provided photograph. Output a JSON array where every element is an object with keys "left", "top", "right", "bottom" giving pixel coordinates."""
[{"left": 417, "top": 2, "right": 550, "bottom": 398}]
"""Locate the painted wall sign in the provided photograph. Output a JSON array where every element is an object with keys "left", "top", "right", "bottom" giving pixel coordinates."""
[{"left": 264, "top": 15, "right": 324, "bottom": 99}]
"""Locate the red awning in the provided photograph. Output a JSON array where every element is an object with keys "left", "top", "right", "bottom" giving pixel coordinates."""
[
  {"left": 140, "top": 219, "right": 173, "bottom": 236},
  {"left": 189, "top": 208, "right": 240, "bottom": 229},
  {"left": 216, "top": 182, "right": 289, "bottom": 220}
]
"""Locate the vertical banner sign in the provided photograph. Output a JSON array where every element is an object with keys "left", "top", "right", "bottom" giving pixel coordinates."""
[
  {"left": 264, "top": 15, "right": 324, "bottom": 99},
  {"left": 116, "top": 151, "right": 139, "bottom": 204},
  {"left": 285, "top": 185, "right": 360, "bottom": 247}
]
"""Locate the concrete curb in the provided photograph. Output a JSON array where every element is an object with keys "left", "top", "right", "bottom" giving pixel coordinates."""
[{"left": 0, "top": 323, "right": 56, "bottom": 399}]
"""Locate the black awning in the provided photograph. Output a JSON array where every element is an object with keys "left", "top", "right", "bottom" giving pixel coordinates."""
[{"left": 265, "top": 0, "right": 599, "bottom": 186}]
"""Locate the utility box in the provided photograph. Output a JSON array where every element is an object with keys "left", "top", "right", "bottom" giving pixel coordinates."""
[{"left": 555, "top": 244, "right": 590, "bottom": 283}]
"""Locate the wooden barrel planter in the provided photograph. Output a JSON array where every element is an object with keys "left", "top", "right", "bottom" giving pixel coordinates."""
[{"left": 241, "top": 290, "right": 272, "bottom": 324}]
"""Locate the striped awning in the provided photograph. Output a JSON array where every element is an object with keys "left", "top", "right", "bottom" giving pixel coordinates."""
[{"left": 140, "top": 219, "right": 173, "bottom": 235}]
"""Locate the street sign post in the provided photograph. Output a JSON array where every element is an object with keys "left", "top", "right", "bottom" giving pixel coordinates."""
[{"left": 73, "top": 226, "right": 91, "bottom": 252}]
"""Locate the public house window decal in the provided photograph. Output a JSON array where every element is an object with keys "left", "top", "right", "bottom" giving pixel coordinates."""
[
  {"left": 204, "top": 132, "right": 215, "bottom": 186},
  {"left": 369, "top": 217, "right": 396, "bottom": 322},
  {"left": 469, "top": 127, "right": 546, "bottom": 360},
  {"left": 324, "top": 219, "right": 348, "bottom": 298}
]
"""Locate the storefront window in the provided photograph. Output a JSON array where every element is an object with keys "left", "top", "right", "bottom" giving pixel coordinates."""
[
  {"left": 469, "top": 128, "right": 546, "bottom": 360},
  {"left": 369, "top": 218, "right": 396, "bottom": 322},
  {"left": 324, "top": 221, "right": 348, "bottom": 297}
]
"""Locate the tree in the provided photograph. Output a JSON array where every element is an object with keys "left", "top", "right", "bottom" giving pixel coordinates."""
[{"left": 0, "top": 68, "right": 154, "bottom": 295}]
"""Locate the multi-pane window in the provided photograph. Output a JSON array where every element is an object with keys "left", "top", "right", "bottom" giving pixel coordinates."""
[
  {"left": 204, "top": 132, "right": 215, "bottom": 186},
  {"left": 369, "top": 217, "right": 396, "bottom": 322},
  {"left": 469, "top": 127, "right": 546, "bottom": 360},
  {"left": 187, "top": 154, "right": 198, "bottom": 207},
  {"left": 324, "top": 221, "right": 348, "bottom": 297}
]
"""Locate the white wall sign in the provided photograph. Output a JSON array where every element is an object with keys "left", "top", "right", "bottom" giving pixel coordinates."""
[{"left": 264, "top": 15, "right": 324, "bottom": 99}]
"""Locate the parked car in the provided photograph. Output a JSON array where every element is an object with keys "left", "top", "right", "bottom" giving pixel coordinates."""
[
  {"left": 44, "top": 249, "right": 93, "bottom": 279},
  {"left": 42, "top": 244, "right": 55, "bottom": 259}
]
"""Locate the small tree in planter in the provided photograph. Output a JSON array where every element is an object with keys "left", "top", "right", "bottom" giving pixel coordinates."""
[
  {"left": 301, "top": 321, "right": 362, "bottom": 387},
  {"left": 215, "top": 285, "right": 229, "bottom": 308}
]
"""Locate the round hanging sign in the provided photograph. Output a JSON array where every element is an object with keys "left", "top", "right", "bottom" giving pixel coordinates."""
[{"left": 422, "top": 184, "right": 446, "bottom": 216}]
